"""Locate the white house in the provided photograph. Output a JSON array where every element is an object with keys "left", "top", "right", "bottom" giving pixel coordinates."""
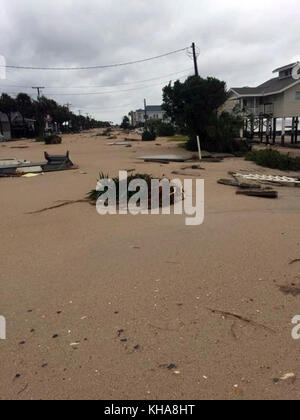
[
  {"left": 221, "top": 62, "right": 300, "bottom": 143},
  {"left": 130, "top": 105, "right": 170, "bottom": 126}
]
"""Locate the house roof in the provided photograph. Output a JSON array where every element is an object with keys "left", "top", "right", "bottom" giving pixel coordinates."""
[
  {"left": 10, "top": 111, "right": 23, "bottom": 121},
  {"left": 146, "top": 105, "right": 162, "bottom": 112},
  {"left": 231, "top": 87, "right": 263, "bottom": 95},
  {"left": 231, "top": 76, "right": 300, "bottom": 98},
  {"left": 273, "top": 62, "right": 298, "bottom": 73}
]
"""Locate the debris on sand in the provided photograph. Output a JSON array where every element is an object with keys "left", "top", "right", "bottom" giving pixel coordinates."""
[
  {"left": 27, "top": 199, "right": 91, "bottom": 214},
  {"left": 159, "top": 363, "right": 178, "bottom": 370},
  {"left": 218, "top": 178, "right": 262, "bottom": 189},
  {"left": 218, "top": 172, "right": 278, "bottom": 198},
  {"left": 273, "top": 373, "right": 296, "bottom": 384},
  {"left": 117, "top": 329, "right": 124, "bottom": 337},
  {"left": 207, "top": 308, "right": 276, "bottom": 334},
  {"left": 181, "top": 165, "right": 205, "bottom": 170},
  {"left": 17, "top": 383, "right": 29, "bottom": 396},
  {"left": 233, "top": 172, "right": 300, "bottom": 188},
  {"left": 279, "top": 284, "right": 300, "bottom": 297},
  {"left": 172, "top": 170, "right": 203, "bottom": 177},
  {"left": 289, "top": 259, "right": 300, "bottom": 266},
  {"left": 138, "top": 154, "right": 192, "bottom": 163},
  {"left": 236, "top": 189, "right": 278, "bottom": 199},
  {"left": 0, "top": 151, "right": 77, "bottom": 177}
]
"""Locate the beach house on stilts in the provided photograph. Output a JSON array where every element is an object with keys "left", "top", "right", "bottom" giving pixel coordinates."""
[{"left": 222, "top": 62, "right": 300, "bottom": 146}]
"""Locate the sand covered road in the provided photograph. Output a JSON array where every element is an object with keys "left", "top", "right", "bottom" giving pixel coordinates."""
[{"left": 1, "top": 130, "right": 300, "bottom": 400}]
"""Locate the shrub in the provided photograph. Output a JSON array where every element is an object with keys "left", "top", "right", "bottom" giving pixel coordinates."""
[
  {"left": 142, "top": 129, "right": 156, "bottom": 141},
  {"left": 35, "top": 134, "right": 62, "bottom": 145},
  {"left": 157, "top": 122, "right": 175, "bottom": 137},
  {"left": 88, "top": 172, "right": 177, "bottom": 208},
  {"left": 245, "top": 149, "right": 300, "bottom": 171},
  {"left": 186, "top": 112, "right": 245, "bottom": 154}
]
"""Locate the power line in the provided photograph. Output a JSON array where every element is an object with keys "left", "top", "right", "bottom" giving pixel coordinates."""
[
  {"left": 1, "top": 47, "right": 190, "bottom": 71},
  {"left": 1, "top": 75, "right": 190, "bottom": 97},
  {"left": 45, "top": 77, "right": 188, "bottom": 96},
  {"left": 0, "top": 68, "right": 193, "bottom": 90}
]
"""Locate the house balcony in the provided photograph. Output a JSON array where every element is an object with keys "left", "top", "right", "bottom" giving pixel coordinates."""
[{"left": 244, "top": 103, "right": 274, "bottom": 117}]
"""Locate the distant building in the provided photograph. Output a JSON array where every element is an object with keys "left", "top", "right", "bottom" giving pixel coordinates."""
[
  {"left": 0, "top": 111, "right": 36, "bottom": 141},
  {"left": 130, "top": 105, "right": 170, "bottom": 126},
  {"left": 221, "top": 62, "right": 300, "bottom": 142},
  {"left": 11, "top": 112, "right": 36, "bottom": 138}
]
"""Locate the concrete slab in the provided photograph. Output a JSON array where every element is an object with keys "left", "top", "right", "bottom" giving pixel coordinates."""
[{"left": 137, "top": 154, "right": 193, "bottom": 163}]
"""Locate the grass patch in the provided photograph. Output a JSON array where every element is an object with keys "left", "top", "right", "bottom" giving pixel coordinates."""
[
  {"left": 245, "top": 149, "right": 300, "bottom": 171},
  {"left": 168, "top": 135, "right": 189, "bottom": 143}
]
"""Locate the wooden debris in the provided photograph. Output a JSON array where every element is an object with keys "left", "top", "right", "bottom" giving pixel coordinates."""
[
  {"left": 181, "top": 165, "right": 205, "bottom": 170},
  {"left": 172, "top": 170, "right": 203, "bottom": 177},
  {"left": 236, "top": 189, "right": 278, "bottom": 199},
  {"left": 218, "top": 178, "right": 262, "bottom": 189}
]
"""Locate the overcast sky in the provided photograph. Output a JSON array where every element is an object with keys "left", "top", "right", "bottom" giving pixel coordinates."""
[{"left": 1, "top": 0, "right": 300, "bottom": 123}]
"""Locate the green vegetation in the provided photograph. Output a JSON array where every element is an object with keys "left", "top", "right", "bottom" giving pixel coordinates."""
[
  {"left": 0, "top": 92, "right": 110, "bottom": 138},
  {"left": 36, "top": 134, "right": 62, "bottom": 144},
  {"left": 142, "top": 128, "right": 157, "bottom": 141},
  {"left": 120, "top": 116, "right": 131, "bottom": 130},
  {"left": 142, "top": 120, "right": 175, "bottom": 140},
  {"left": 168, "top": 135, "right": 189, "bottom": 143},
  {"left": 162, "top": 75, "right": 243, "bottom": 153},
  {"left": 157, "top": 122, "right": 175, "bottom": 137},
  {"left": 245, "top": 149, "right": 300, "bottom": 171},
  {"left": 88, "top": 172, "right": 156, "bottom": 202}
]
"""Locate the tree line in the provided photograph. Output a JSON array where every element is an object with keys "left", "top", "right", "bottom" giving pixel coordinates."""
[{"left": 0, "top": 92, "right": 110, "bottom": 138}]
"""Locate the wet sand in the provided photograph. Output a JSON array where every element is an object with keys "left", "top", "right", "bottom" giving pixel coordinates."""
[{"left": 1, "top": 130, "right": 300, "bottom": 400}]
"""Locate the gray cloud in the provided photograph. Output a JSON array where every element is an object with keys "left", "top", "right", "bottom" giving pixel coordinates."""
[{"left": 0, "top": 0, "right": 299, "bottom": 122}]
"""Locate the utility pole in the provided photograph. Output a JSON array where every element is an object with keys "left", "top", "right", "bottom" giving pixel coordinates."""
[
  {"left": 78, "top": 110, "right": 82, "bottom": 131},
  {"left": 144, "top": 98, "right": 148, "bottom": 123},
  {"left": 64, "top": 103, "right": 72, "bottom": 111},
  {"left": 191, "top": 42, "right": 199, "bottom": 77},
  {"left": 191, "top": 42, "right": 202, "bottom": 160},
  {"left": 32, "top": 86, "right": 44, "bottom": 100}
]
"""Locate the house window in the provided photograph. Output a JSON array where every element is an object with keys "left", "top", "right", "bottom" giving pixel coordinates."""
[{"left": 296, "top": 92, "right": 300, "bottom": 100}]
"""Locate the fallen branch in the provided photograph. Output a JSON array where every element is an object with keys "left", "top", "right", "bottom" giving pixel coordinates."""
[
  {"left": 26, "top": 199, "right": 92, "bottom": 214},
  {"left": 207, "top": 308, "right": 276, "bottom": 334},
  {"left": 289, "top": 259, "right": 300, "bottom": 265}
]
